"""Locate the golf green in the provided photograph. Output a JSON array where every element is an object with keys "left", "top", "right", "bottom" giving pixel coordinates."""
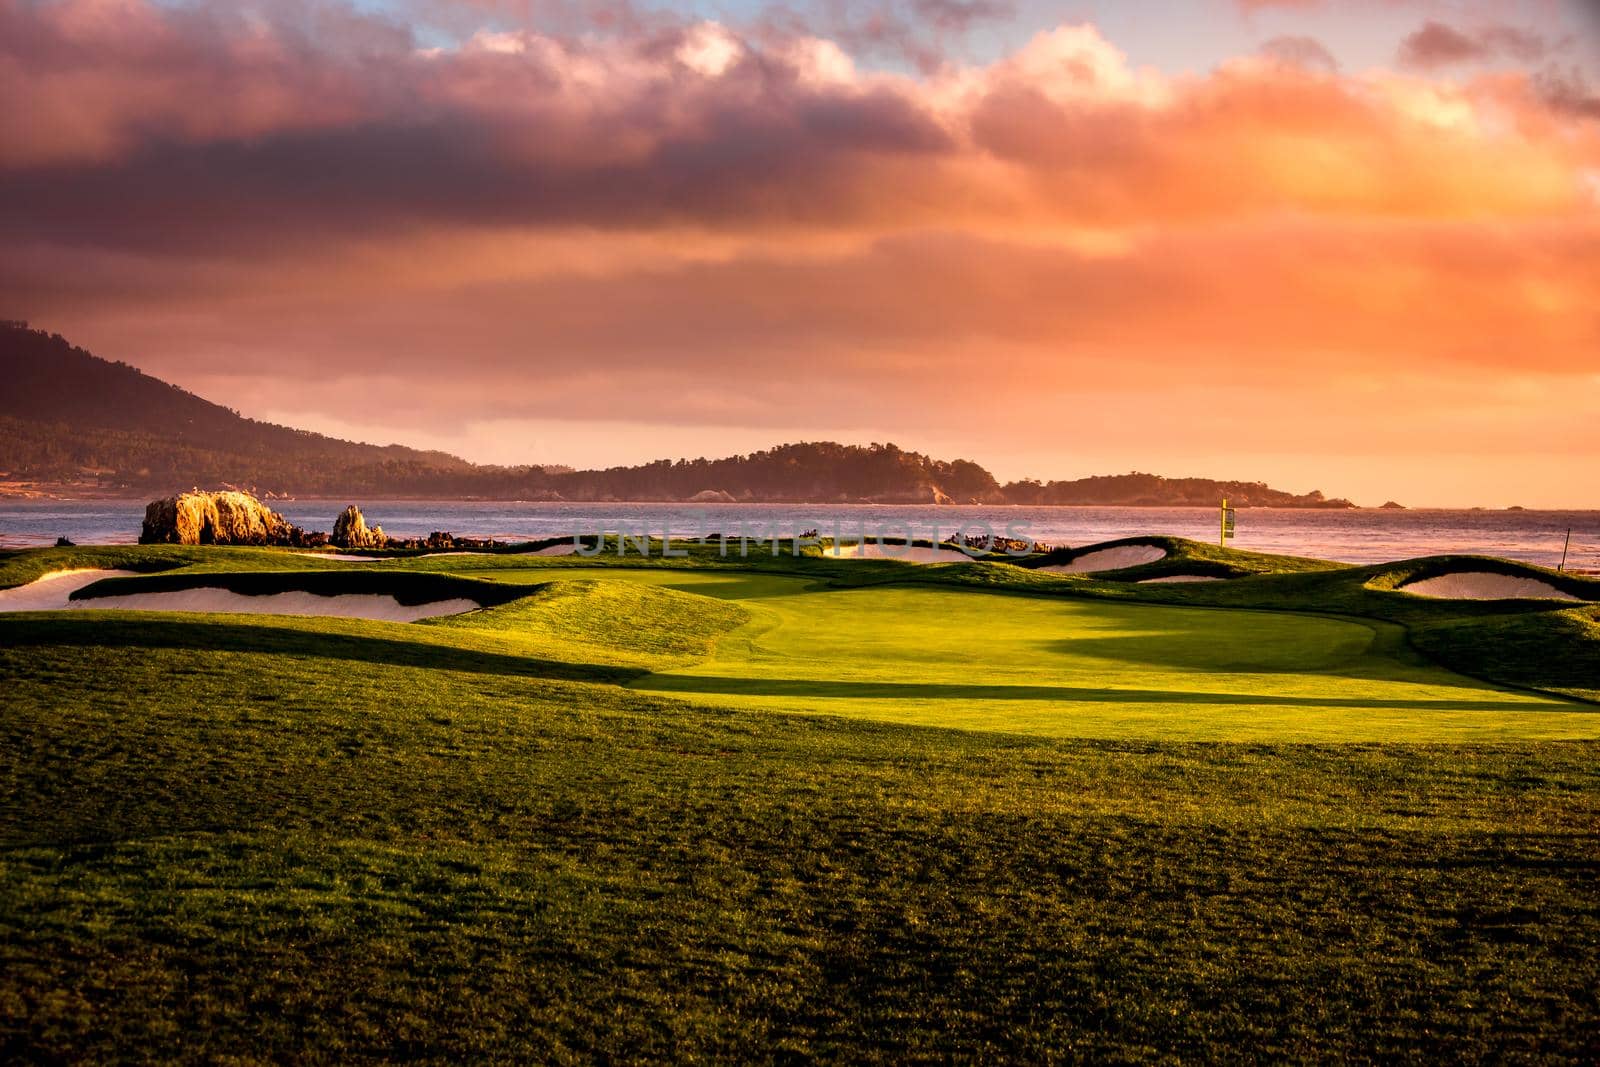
[{"left": 466, "top": 568, "right": 1594, "bottom": 741}]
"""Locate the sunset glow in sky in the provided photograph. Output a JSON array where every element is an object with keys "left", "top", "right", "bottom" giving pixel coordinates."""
[{"left": 4, "top": 0, "right": 1598, "bottom": 505}]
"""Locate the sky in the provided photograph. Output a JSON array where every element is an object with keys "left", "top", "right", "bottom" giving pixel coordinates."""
[{"left": 3, "top": 0, "right": 1599, "bottom": 506}]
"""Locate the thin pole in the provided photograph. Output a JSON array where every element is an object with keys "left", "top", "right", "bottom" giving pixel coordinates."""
[
  {"left": 1220, "top": 497, "right": 1227, "bottom": 548},
  {"left": 1560, "top": 528, "right": 1571, "bottom": 573}
]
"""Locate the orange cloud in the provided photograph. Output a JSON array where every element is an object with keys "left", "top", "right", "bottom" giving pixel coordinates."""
[{"left": 3, "top": 0, "right": 1599, "bottom": 503}]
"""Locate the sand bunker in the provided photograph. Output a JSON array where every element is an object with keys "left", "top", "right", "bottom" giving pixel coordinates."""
[
  {"left": 74, "top": 588, "right": 480, "bottom": 621},
  {"left": 520, "top": 542, "right": 579, "bottom": 556},
  {"left": 1399, "top": 572, "right": 1581, "bottom": 601},
  {"left": 1037, "top": 544, "right": 1168, "bottom": 575},
  {"left": 828, "top": 543, "right": 975, "bottom": 563},
  {"left": 1138, "top": 574, "right": 1225, "bottom": 584},
  {"left": 0, "top": 569, "right": 140, "bottom": 611},
  {"left": 0, "top": 569, "right": 479, "bottom": 621}
]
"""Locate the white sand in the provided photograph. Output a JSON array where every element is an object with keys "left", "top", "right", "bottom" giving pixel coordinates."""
[
  {"left": 0, "top": 568, "right": 479, "bottom": 620},
  {"left": 75, "top": 588, "right": 481, "bottom": 621},
  {"left": 827, "top": 543, "right": 975, "bottom": 563},
  {"left": 0, "top": 569, "right": 140, "bottom": 611},
  {"left": 1037, "top": 544, "right": 1168, "bottom": 575},
  {"left": 519, "top": 543, "right": 579, "bottom": 556},
  {"left": 1138, "top": 574, "right": 1225, "bottom": 584},
  {"left": 1399, "top": 572, "right": 1581, "bottom": 601}
]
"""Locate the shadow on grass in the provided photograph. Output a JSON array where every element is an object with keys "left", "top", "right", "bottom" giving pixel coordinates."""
[
  {"left": 632, "top": 674, "right": 1580, "bottom": 712},
  {"left": 0, "top": 616, "right": 643, "bottom": 685},
  {"left": 1033, "top": 632, "right": 1372, "bottom": 674}
]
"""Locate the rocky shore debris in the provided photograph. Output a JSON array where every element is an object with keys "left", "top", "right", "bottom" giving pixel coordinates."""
[
  {"left": 138, "top": 492, "right": 508, "bottom": 550},
  {"left": 332, "top": 505, "right": 386, "bottom": 550}
]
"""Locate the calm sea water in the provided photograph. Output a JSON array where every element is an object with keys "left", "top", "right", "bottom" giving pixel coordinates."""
[{"left": 2, "top": 499, "right": 1596, "bottom": 569}]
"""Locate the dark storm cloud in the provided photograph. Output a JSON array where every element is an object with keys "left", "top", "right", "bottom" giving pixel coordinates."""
[
  {"left": 1258, "top": 35, "right": 1338, "bottom": 72},
  {"left": 1398, "top": 20, "right": 1559, "bottom": 70},
  {"left": 0, "top": 1, "right": 953, "bottom": 253}
]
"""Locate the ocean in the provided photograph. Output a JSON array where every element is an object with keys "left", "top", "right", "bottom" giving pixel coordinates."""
[{"left": 2, "top": 499, "right": 1596, "bottom": 570}]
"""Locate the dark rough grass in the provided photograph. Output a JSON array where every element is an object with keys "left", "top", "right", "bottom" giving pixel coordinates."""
[
  {"left": 0, "top": 544, "right": 356, "bottom": 584},
  {"left": 1018, "top": 534, "right": 1348, "bottom": 579},
  {"left": 2, "top": 626, "right": 1599, "bottom": 1062},
  {"left": 1412, "top": 607, "right": 1600, "bottom": 703}
]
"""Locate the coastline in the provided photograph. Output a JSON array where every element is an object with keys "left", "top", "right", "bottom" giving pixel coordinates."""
[{"left": 3, "top": 486, "right": 1595, "bottom": 512}]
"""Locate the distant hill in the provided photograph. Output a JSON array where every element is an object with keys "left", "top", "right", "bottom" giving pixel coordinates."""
[
  {"left": 0, "top": 325, "right": 1355, "bottom": 507},
  {"left": 999, "top": 472, "right": 1352, "bottom": 508},
  {"left": 0, "top": 325, "right": 474, "bottom": 492}
]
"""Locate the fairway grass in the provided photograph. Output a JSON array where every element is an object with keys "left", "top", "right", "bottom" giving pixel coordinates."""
[
  {"left": 2, "top": 631, "right": 1597, "bottom": 1062},
  {"left": 445, "top": 567, "right": 1594, "bottom": 742},
  {"left": 2, "top": 544, "right": 1599, "bottom": 1060}
]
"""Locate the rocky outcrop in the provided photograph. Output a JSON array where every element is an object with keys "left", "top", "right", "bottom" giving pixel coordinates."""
[
  {"left": 140, "top": 490, "right": 296, "bottom": 545},
  {"left": 371, "top": 532, "right": 512, "bottom": 550},
  {"left": 332, "top": 505, "right": 387, "bottom": 550},
  {"left": 136, "top": 494, "right": 523, "bottom": 551}
]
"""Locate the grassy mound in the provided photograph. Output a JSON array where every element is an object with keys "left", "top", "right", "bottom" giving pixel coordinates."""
[
  {"left": 1412, "top": 607, "right": 1600, "bottom": 703},
  {"left": 1365, "top": 555, "right": 1600, "bottom": 601},
  {"left": 431, "top": 578, "right": 753, "bottom": 669},
  {"left": 1017, "top": 536, "right": 1346, "bottom": 580},
  {"left": 0, "top": 545, "right": 377, "bottom": 588}
]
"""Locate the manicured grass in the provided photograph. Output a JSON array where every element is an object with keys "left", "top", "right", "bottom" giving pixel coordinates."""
[
  {"left": 2, "top": 628, "right": 1597, "bottom": 1061},
  {"left": 2, "top": 543, "right": 1599, "bottom": 1059},
  {"left": 6, "top": 546, "right": 1595, "bottom": 738},
  {"left": 431, "top": 578, "right": 753, "bottom": 669},
  {"left": 457, "top": 568, "right": 1588, "bottom": 742}
]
